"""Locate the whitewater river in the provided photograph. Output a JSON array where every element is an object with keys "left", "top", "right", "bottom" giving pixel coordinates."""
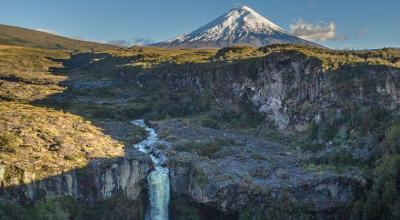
[{"left": 131, "top": 119, "right": 170, "bottom": 220}]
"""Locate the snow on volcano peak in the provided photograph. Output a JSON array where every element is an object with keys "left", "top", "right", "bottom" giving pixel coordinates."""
[{"left": 154, "top": 5, "right": 321, "bottom": 48}]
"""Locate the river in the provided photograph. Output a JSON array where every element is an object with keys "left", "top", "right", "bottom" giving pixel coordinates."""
[{"left": 131, "top": 119, "right": 170, "bottom": 220}]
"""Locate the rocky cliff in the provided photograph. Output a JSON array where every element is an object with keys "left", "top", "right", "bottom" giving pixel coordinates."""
[
  {"left": 1, "top": 43, "right": 400, "bottom": 219},
  {"left": 159, "top": 50, "right": 400, "bottom": 132},
  {"left": 142, "top": 48, "right": 400, "bottom": 218},
  {"left": 0, "top": 154, "right": 150, "bottom": 219}
]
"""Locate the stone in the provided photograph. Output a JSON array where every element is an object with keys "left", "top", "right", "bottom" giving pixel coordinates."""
[{"left": 48, "top": 143, "right": 61, "bottom": 151}]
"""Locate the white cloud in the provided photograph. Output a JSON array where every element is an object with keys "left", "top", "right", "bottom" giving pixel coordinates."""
[
  {"left": 34, "top": 28, "right": 59, "bottom": 35},
  {"left": 290, "top": 19, "right": 347, "bottom": 42}
]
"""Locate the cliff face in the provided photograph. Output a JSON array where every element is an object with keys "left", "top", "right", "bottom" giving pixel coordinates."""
[
  {"left": 157, "top": 119, "right": 364, "bottom": 218},
  {"left": 1, "top": 44, "right": 399, "bottom": 219},
  {"left": 162, "top": 51, "right": 400, "bottom": 132},
  {"left": 150, "top": 50, "right": 400, "bottom": 218},
  {"left": 0, "top": 155, "right": 150, "bottom": 218}
]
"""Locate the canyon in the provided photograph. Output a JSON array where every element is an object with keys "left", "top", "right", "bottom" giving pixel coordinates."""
[{"left": 0, "top": 33, "right": 399, "bottom": 219}]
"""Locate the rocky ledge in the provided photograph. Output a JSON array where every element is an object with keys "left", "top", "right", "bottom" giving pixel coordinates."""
[
  {"left": 0, "top": 151, "right": 150, "bottom": 218},
  {"left": 154, "top": 119, "right": 366, "bottom": 218}
]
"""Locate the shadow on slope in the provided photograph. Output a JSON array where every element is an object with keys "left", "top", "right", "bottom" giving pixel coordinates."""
[{"left": 1, "top": 47, "right": 400, "bottom": 219}]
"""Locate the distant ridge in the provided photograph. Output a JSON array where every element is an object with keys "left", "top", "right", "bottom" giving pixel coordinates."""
[
  {"left": 0, "top": 24, "right": 117, "bottom": 51},
  {"left": 153, "top": 5, "right": 321, "bottom": 48}
]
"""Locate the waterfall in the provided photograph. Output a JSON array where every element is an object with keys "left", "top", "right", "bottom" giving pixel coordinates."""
[{"left": 131, "top": 120, "right": 170, "bottom": 220}]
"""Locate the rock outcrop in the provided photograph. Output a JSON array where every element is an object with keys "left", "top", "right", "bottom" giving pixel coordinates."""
[
  {"left": 146, "top": 50, "right": 400, "bottom": 218},
  {"left": 0, "top": 153, "right": 150, "bottom": 218},
  {"left": 156, "top": 119, "right": 366, "bottom": 218},
  {"left": 159, "top": 51, "right": 400, "bottom": 131}
]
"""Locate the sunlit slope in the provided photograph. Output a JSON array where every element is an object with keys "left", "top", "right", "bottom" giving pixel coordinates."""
[{"left": 0, "top": 24, "right": 117, "bottom": 51}]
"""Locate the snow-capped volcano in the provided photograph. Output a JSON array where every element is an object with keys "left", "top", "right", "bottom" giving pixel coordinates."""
[{"left": 153, "top": 6, "right": 320, "bottom": 48}]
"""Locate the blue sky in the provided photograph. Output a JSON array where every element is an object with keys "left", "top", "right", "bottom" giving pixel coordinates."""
[{"left": 1, "top": 0, "right": 399, "bottom": 49}]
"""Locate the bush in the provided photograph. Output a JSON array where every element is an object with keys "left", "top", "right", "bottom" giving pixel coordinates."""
[
  {"left": 352, "top": 106, "right": 388, "bottom": 135},
  {"left": 214, "top": 137, "right": 236, "bottom": 146},
  {"left": 31, "top": 200, "right": 70, "bottom": 220},
  {"left": 171, "top": 196, "right": 201, "bottom": 220},
  {"left": 201, "top": 118, "right": 220, "bottom": 129},
  {"left": 359, "top": 155, "right": 400, "bottom": 219},
  {"left": 299, "top": 141, "right": 324, "bottom": 152},
  {"left": 0, "top": 132, "right": 21, "bottom": 153},
  {"left": 306, "top": 122, "right": 319, "bottom": 140},
  {"left": 0, "top": 200, "right": 29, "bottom": 220},
  {"left": 380, "top": 123, "right": 400, "bottom": 154},
  {"left": 90, "top": 108, "right": 118, "bottom": 119},
  {"left": 210, "top": 108, "right": 263, "bottom": 128},
  {"left": 174, "top": 138, "right": 235, "bottom": 158}
]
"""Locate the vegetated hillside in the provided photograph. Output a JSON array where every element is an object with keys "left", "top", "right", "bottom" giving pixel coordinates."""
[
  {"left": 64, "top": 44, "right": 400, "bottom": 219},
  {"left": 1, "top": 42, "right": 400, "bottom": 219},
  {"left": 0, "top": 24, "right": 117, "bottom": 51},
  {"left": 0, "top": 43, "right": 151, "bottom": 219},
  {"left": 0, "top": 45, "right": 147, "bottom": 184}
]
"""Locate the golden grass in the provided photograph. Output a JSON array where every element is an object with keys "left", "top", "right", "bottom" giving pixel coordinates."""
[
  {"left": 0, "top": 24, "right": 117, "bottom": 51},
  {"left": 0, "top": 101, "right": 124, "bottom": 186}
]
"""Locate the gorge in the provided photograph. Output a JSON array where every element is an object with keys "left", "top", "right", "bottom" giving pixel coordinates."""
[
  {"left": 131, "top": 119, "right": 170, "bottom": 220},
  {"left": 0, "top": 26, "right": 399, "bottom": 219}
]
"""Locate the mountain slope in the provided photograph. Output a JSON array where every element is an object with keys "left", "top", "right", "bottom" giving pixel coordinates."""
[
  {"left": 153, "top": 6, "right": 321, "bottom": 48},
  {"left": 0, "top": 24, "right": 117, "bottom": 51}
]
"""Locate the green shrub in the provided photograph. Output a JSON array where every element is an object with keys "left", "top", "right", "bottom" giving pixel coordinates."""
[
  {"left": 214, "top": 137, "right": 236, "bottom": 146},
  {"left": 359, "top": 155, "right": 400, "bottom": 219},
  {"left": 171, "top": 196, "right": 201, "bottom": 220},
  {"left": 306, "top": 122, "right": 319, "bottom": 140},
  {"left": 201, "top": 118, "right": 220, "bottom": 129},
  {"left": 0, "top": 132, "right": 21, "bottom": 153},
  {"left": 210, "top": 108, "right": 263, "bottom": 128},
  {"left": 175, "top": 140, "right": 221, "bottom": 157},
  {"left": 0, "top": 199, "right": 70, "bottom": 220},
  {"left": 380, "top": 123, "right": 400, "bottom": 154},
  {"left": 352, "top": 106, "right": 388, "bottom": 135},
  {"left": 0, "top": 200, "right": 30, "bottom": 220},
  {"left": 90, "top": 108, "right": 118, "bottom": 119},
  {"left": 31, "top": 200, "right": 70, "bottom": 220},
  {"left": 299, "top": 141, "right": 325, "bottom": 152}
]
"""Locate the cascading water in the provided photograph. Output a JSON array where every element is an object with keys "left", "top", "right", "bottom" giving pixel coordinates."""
[{"left": 131, "top": 119, "right": 170, "bottom": 220}]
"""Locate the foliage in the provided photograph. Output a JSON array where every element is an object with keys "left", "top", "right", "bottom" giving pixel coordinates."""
[
  {"left": 380, "top": 122, "right": 400, "bottom": 154},
  {"left": 209, "top": 108, "right": 263, "bottom": 128},
  {"left": 175, "top": 140, "right": 222, "bottom": 157},
  {"left": 0, "top": 131, "right": 21, "bottom": 153},
  {"left": 175, "top": 137, "right": 235, "bottom": 158},
  {"left": 215, "top": 45, "right": 261, "bottom": 61},
  {"left": 171, "top": 196, "right": 201, "bottom": 220},
  {"left": 351, "top": 155, "right": 400, "bottom": 219},
  {"left": 0, "top": 196, "right": 144, "bottom": 220},
  {"left": 200, "top": 118, "right": 220, "bottom": 129},
  {"left": 259, "top": 44, "right": 400, "bottom": 69},
  {"left": 31, "top": 200, "right": 70, "bottom": 220},
  {"left": 0, "top": 200, "right": 30, "bottom": 220}
]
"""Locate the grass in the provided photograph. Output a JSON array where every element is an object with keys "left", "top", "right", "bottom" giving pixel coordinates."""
[
  {"left": 200, "top": 118, "right": 220, "bottom": 129},
  {"left": 174, "top": 137, "right": 235, "bottom": 158},
  {"left": 0, "top": 24, "right": 117, "bottom": 51},
  {"left": 0, "top": 101, "right": 125, "bottom": 186},
  {"left": 0, "top": 45, "right": 68, "bottom": 102},
  {"left": 1, "top": 33, "right": 400, "bottom": 220},
  {"left": 0, "top": 132, "right": 21, "bottom": 153},
  {"left": 258, "top": 44, "right": 400, "bottom": 70}
]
